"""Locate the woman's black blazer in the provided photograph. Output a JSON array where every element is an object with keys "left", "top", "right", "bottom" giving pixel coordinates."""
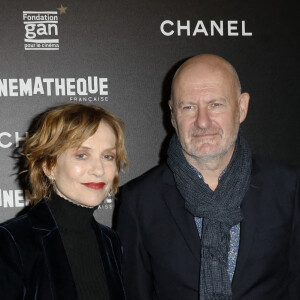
[{"left": 0, "top": 199, "right": 126, "bottom": 300}]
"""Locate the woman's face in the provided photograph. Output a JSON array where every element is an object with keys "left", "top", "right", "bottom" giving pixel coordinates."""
[{"left": 51, "top": 121, "right": 117, "bottom": 207}]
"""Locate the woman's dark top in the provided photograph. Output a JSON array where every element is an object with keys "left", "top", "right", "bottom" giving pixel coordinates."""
[{"left": 48, "top": 193, "right": 109, "bottom": 300}]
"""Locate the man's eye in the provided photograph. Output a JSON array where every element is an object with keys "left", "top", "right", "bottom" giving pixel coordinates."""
[
  {"left": 183, "top": 105, "right": 193, "bottom": 110},
  {"left": 209, "top": 102, "right": 224, "bottom": 110}
]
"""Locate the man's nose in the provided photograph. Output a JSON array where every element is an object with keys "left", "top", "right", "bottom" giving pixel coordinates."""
[{"left": 195, "top": 108, "right": 211, "bottom": 128}]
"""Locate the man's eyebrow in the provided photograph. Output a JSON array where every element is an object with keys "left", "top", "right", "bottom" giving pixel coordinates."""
[
  {"left": 208, "top": 98, "right": 227, "bottom": 102},
  {"left": 177, "top": 100, "right": 196, "bottom": 106}
]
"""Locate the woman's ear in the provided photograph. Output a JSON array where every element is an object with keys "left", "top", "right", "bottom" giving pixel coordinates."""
[
  {"left": 42, "top": 161, "right": 55, "bottom": 179},
  {"left": 42, "top": 161, "right": 50, "bottom": 177}
]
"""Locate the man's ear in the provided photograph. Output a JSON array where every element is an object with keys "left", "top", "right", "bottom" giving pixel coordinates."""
[
  {"left": 239, "top": 92, "right": 250, "bottom": 123},
  {"left": 168, "top": 100, "right": 176, "bottom": 128}
]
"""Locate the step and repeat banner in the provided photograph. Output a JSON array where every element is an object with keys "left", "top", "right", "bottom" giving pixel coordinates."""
[{"left": 0, "top": 0, "right": 299, "bottom": 226}]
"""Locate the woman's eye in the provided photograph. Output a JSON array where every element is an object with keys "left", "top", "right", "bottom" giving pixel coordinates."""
[
  {"left": 76, "top": 153, "right": 87, "bottom": 159},
  {"left": 104, "top": 154, "right": 115, "bottom": 161}
]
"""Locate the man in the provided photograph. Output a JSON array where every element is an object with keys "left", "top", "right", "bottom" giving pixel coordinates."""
[{"left": 117, "top": 54, "right": 300, "bottom": 299}]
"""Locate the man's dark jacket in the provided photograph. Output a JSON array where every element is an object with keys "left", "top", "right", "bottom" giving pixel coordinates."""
[
  {"left": 0, "top": 199, "right": 126, "bottom": 300},
  {"left": 117, "top": 155, "right": 300, "bottom": 299}
]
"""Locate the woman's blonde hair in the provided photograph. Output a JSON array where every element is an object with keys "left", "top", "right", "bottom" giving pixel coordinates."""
[{"left": 23, "top": 103, "right": 127, "bottom": 201}]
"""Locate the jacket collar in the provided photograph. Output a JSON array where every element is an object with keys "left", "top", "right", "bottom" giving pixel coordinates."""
[
  {"left": 231, "top": 156, "right": 263, "bottom": 290},
  {"left": 28, "top": 199, "right": 57, "bottom": 231}
]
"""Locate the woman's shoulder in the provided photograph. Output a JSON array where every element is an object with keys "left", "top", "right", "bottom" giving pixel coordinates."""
[
  {"left": 93, "top": 221, "right": 121, "bottom": 247},
  {"left": 0, "top": 213, "right": 30, "bottom": 232},
  {"left": 94, "top": 221, "right": 118, "bottom": 237},
  {"left": 0, "top": 213, "right": 32, "bottom": 248},
  {"left": 0, "top": 199, "right": 52, "bottom": 244}
]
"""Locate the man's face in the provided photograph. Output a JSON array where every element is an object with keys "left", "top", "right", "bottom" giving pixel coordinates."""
[{"left": 170, "top": 66, "right": 248, "bottom": 164}]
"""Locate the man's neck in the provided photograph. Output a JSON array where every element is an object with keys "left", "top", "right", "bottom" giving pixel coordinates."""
[{"left": 185, "top": 147, "right": 234, "bottom": 191}]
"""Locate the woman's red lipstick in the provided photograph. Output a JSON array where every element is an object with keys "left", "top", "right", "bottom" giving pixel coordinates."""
[{"left": 81, "top": 182, "right": 106, "bottom": 190}]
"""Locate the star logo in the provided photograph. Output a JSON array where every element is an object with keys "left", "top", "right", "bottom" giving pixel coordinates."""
[{"left": 57, "top": 4, "right": 67, "bottom": 15}]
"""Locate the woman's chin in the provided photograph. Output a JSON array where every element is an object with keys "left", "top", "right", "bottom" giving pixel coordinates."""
[{"left": 79, "top": 197, "right": 106, "bottom": 207}]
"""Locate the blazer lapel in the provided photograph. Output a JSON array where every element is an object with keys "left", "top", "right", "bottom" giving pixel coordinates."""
[
  {"left": 232, "top": 159, "right": 262, "bottom": 291},
  {"left": 94, "top": 223, "right": 125, "bottom": 300},
  {"left": 162, "top": 165, "right": 201, "bottom": 263},
  {"left": 28, "top": 200, "right": 78, "bottom": 300}
]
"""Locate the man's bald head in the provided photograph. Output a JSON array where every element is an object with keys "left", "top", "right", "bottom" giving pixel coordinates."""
[{"left": 171, "top": 54, "right": 241, "bottom": 103}]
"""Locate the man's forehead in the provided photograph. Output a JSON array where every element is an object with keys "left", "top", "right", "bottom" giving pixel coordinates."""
[
  {"left": 176, "top": 63, "right": 230, "bottom": 82},
  {"left": 174, "top": 66, "right": 237, "bottom": 94},
  {"left": 174, "top": 73, "right": 233, "bottom": 94}
]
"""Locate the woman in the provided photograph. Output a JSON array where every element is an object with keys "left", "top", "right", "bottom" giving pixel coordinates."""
[{"left": 0, "top": 103, "right": 127, "bottom": 300}]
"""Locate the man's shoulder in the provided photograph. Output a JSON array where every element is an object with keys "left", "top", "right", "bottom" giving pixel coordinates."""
[
  {"left": 252, "top": 154, "right": 299, "bottom": 193},
  {"left": 252, "top": 154, "right": 299, "bottom": 178}
]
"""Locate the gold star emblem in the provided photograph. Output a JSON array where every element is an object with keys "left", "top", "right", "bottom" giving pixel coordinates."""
[{"left": 57, "top": 4, "right": 67, "bottom": 15}]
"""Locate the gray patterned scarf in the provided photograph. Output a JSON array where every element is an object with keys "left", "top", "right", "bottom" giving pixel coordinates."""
[{"left": 167, "top": 133, "right": 252, "bottom": 299}]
